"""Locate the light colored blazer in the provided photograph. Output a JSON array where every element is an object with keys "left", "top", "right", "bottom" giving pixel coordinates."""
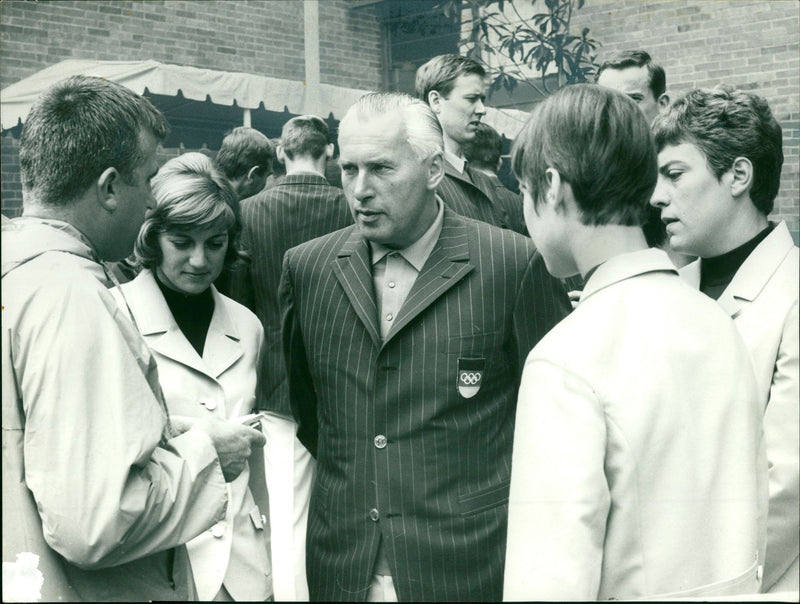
[
  {"left": 112, "top": 269, "right": 271, "bottom": 601},
  {"left": 681, "top": 221, "right": 799, "bottom": 593},
  {"left": 504, "top": 249, "right": 767, "bottom": 601}
]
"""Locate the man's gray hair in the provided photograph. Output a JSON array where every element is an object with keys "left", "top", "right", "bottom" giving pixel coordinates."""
[{"left": 341, "top": 92, "right": 444, "bottom": 161}]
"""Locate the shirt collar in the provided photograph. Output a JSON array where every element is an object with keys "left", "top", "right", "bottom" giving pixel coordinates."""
[
  {"left": 444, "top": 149, "right": 466, "bottom": 175},
  {"left": 286, "top": 168, "right": 327, "bottom": 178},
  {"left": 370, "top": 200, "right": 444, "bottom": 271}
]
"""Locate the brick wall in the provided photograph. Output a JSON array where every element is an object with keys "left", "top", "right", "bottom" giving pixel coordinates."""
[
  {"left": 1, "top": 134, "right": 22, "bottom": 218},
  {"left": 571, "top": 0, "right": 800, "bottom": 240},
  {"left": 319, "top": 0, "right": 382, "bottom": 89}
]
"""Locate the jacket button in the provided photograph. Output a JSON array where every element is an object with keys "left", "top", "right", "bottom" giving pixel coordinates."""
[
  {"left": 369, "top": 508, "right": 380, "bottom": 522},
  {"left": 374, "top": 434, "right": 387, "bottom": 449},
  {"left": 211, "top": 522, "right": 225, "bottom": 538},
  {"left": 203, "top": 399, "right": 217, "bottom": 411}
]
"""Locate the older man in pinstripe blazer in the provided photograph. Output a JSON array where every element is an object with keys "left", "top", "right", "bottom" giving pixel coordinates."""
[{"left": 280, "top": 93, "right": 570, "bottom": 601}]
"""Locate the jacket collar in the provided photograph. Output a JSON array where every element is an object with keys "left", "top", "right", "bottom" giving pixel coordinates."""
[
  {"left": 683, "top": 221, "right": 796, "bottom": 317},
  {"left": 332, "top": 206, "right": 474, "bottom": 349},
  {"left": 444, "top": 158, "right": 496, "bottom": 202},
  {"left": 120, "top": 269, "right": 243, "bottom": 379},
  {"left": 276, "top": 173, "right": 330, "bottom": 187},
  {"left": 580, "top": 248, "right": 678, "bottom": 305}
]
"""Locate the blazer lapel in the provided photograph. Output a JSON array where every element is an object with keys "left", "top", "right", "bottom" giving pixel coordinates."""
[
  {"left": 445, "top": 159, "right": 494, "bottom": 201},
  {"left": 123, "top": 270, "right": 242, "bottom": 379},
  {"left": 716, "top": 223, "right": 795, "bottom": 319},
  {"left": 122, "top": 270, "right": 210, "bottom": 377},
  {"left": 202, "top": 288, "right": 244, "bottom": 378},
  {"left": 384, "top": 209, "right": 474, "bottom": 344},
  {"left": 332, "top": 229, "right": 382, "bottom": 348}
]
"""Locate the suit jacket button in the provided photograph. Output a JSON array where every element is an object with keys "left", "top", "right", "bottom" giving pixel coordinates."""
[
  {"left": 203, "top": 399, "right": 217, "bottom": 411},
  {"left": 369, "top": 508, "right": 380, "bottom": 522},
  {"left": 211, "top": 522, "right": 225, "bottom": 538},
  {"left": 374, "top": 434, "right": 387, "bottom": 449}
]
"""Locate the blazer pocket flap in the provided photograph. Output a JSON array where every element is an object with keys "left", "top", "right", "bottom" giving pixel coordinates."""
[
  {"left": 447, "top": 331, "right": 500, "bottom": 354},
  {"left": 458, "top": 479, "right": 510, "bottom": 517},
  {"left": 642, "top": 555, "right": 760, "bottom": 600}
]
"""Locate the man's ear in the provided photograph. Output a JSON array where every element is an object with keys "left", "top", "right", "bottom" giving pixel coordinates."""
[
  {"left": 427, "top": 152, "right": 446, "bottom": 190},
  {"left": 246, "top": 165, "right": 262, "bottom": 181},
  {"left": 96, "top": 167, "right": 120, "bottom": 213},
  {"left": 544, "top": 168, "right": 562, "bottom": 207},
  {"left": 545, "top": 168, "right": 575, "bottom": 216},
  {"left": 730, "top": 156, "right": 754, "bottom": 198},
  {"left": 658, "top": 92, "right": 670, "bottom": 109},
  {"left": 325, "top": 143, "right": 335, "bottom": 159},
  {"left": 276, "top": 145, "right": 287, "bottom": 165},
  {"left": 427, "top": 90, "right": 442, "bottom": 114}
]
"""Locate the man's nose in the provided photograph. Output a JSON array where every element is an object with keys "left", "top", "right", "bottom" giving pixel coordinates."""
[
  {"left": 650, "top": 177, "right": 669, "bottom": 208},
  {"left": 353, "top": 171, "right": 373, "bottom": 201},
  {"left": 475, "top": 99, "right": 486, "bottom": 116}
]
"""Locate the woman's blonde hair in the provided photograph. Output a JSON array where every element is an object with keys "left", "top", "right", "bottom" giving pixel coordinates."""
[{"left": 135, "top": 152, "right": 240, "bottom": 268}]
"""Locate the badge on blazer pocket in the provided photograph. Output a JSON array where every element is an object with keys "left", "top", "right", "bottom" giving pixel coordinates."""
[{"left": 457, "top": 357, "right": 485, "bottom": 399}]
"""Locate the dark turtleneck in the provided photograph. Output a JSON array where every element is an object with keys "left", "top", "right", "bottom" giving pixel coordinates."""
[
  {"left": 700, "top": 224, "right": 773, "bottom": 300},
  {"left": 154, "top": 272, "right": 214, "bottom": 357}
]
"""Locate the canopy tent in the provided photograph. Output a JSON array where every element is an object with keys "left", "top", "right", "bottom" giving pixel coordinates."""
[{"left": 0, "top": 59, "right": 531, "bottom": 140}]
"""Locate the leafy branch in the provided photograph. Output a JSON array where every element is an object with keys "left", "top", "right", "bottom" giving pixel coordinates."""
[{"left": 438, "top": 0, "right": 601, "bottom": 96}]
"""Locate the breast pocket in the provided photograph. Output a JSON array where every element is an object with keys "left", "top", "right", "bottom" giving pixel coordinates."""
[{"left": 448, "top": 332, "right": 501, "bottom": 399}]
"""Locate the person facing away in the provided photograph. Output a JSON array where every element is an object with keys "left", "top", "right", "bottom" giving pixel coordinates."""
[
  {"left": 109, "top": 153, "right": 272, "bottom": 601},
  {"left": 416, "top": 54, "right": 526, "bottom": 234},
  {"left": 217, "top": 126, "right": 275, "bottom": 202},
  {"left": 279, "top": 91, "right": 570, "bottom": 602},
  {"left": 212, "top": 126, "right": 275, "bottom": 300},
  {"left": 503, "top": 84, "right": 767, "bottom": 601},
  {"left": 595, "top": 49, "right": 693, "bottom": 269},
  {"left": 1, "top": 75, "right": 265, "bottom": 602},
  {"left": 235, "top": 114, "right": 352, "bottom": 600},
  {"left": 651, "top": 86, "right": 799, "bottom": 594}
]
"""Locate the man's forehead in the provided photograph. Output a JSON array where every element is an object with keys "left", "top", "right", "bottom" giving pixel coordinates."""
[
  {"left": 339, "top": 112, "right": 404, "bottom": 147},
  {"left": 657, "top": 142, "right": 703, "bottom": 165},
  {"left": 451, "top": 73, "right": 487, "bottom": 93}
]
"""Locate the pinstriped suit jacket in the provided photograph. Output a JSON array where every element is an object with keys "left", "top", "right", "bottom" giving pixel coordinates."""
[
  {"left": 280, "top": 207, "right": 570, "bottom": 601},
  {"left": 239, "top": 173, "right": 352, "bottom": 417},
  {"left": 437, "top": 160, "right": 527, "bottom": 235}
]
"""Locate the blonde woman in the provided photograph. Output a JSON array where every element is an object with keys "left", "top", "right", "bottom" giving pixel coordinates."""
[{"left": 111, "top": 153, "right": 271, "bottom": 601}]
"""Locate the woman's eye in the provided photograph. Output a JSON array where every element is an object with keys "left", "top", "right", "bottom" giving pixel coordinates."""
[
  {"left": 169, "top": 239, "right": 191, "bottom": 249},
  {"left": 667, "top": 171, "right": 682, "bottom": 180}
]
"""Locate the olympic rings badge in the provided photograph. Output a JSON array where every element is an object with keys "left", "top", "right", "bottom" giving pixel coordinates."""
[{"left": 457, "top": 357, "right": 485, "bottom": 399}]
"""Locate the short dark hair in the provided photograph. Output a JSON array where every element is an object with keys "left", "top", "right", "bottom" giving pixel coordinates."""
[
  {"left": 136, "top": 153, "right": 240, "bottom": 269},
  {"left": 596, "top": 50, "right": 666, "bottom": 99},
  {"left": 19, "top": 75, "right": 168, "bottom": 207},
  {"left": 512, "top": 84, "right": 657, "bottom": 227},
  {"left": 216, "top": 126, "right": 274, "bottom": 179},
  {"left": 653, "top": 86, "right": 783, "bottom": 215},
  {"left": 462, "top": 122, "right": 503, "bottom": 173},
  {"left": 415, "top": 54, "right": 486, "bottom": 104},
  {"left": 280, "top": 115, "right": 330, "bottom": 160}
]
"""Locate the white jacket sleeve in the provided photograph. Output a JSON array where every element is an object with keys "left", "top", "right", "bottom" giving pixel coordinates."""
[
  {"left": 15, "top": 272, "right": 228, "bottom": 569},
  {"left": 504, "top": 358, "right": 609, "bottom": 601},
  {"left": 762, "top": 298, "right": 800, "bottom": 590}
]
